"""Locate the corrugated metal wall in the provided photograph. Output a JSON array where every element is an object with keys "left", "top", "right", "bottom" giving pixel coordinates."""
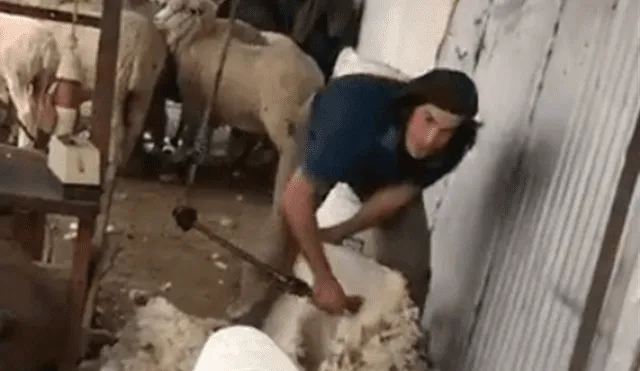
[
  {"left": 421, "top": 0, "right": 640, "bottom": 369},
  {"left": 595, "top": 240, "right": 640, "bottom": 371}
]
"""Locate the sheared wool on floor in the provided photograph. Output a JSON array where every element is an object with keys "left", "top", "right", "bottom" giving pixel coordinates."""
[
  {"left": 262, "top": 243, "right": 424, "bottom": 371},
  {"left": 98, "top": 297, "right": 228, "bottom": 371}
]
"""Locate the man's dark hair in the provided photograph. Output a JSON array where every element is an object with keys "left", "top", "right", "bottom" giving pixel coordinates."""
[{"left": 395, "top": 68, "right": 482, "bottom": 170}]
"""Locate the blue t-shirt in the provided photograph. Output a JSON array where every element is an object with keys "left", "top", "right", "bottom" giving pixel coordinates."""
[{"left": 303, "top": 74, "right": 455, "bottom": 198}]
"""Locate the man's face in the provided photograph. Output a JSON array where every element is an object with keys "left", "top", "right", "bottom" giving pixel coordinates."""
[{"left": 404, "top": 103, "right": 463, "bottom": 159}]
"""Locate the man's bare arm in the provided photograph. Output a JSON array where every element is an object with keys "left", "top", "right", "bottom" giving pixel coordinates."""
[
  {"left": 281, "top": 171, "right": 334, "bottom": 280},
  {"left": 327, "top": 183, "right": 421, "bottom": 238}
]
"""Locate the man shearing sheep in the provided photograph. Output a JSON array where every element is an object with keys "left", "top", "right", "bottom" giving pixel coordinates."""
[
  {"left": 278, "top": 68, "right": 481, "bottom": 315},
  {"left": 232, "top": 68, "right": 481, "bottom": 320}
]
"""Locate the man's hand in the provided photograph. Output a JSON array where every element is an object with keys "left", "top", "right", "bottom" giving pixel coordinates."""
[
  {"left": 312, "top": 275, "right": 363, "bottom": 315},
  {"left": 319, "top": 225, "right": 348, "bottom": 245}
]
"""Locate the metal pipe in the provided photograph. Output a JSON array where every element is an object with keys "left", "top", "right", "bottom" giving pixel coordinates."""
[
  {"left": 61, "top": 0, "right": 123, "bottom": 368},
  {"left": 172, "top": 205, "right": 313, "bottom": 298}
]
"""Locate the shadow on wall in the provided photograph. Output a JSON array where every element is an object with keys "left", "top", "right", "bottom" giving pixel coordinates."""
[{"left": 429, "top": 128, "right": 555, "bottom": 370}]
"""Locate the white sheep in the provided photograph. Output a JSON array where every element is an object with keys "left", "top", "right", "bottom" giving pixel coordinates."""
[
  {"left": 261, "top": 243, "right": 424, "bottom": 371},
  {"left": 0, "top": 0, "right": 167, "bottom": 169},
  {"left": 149, "top": 0, "right": 325, "bottom": 157}
]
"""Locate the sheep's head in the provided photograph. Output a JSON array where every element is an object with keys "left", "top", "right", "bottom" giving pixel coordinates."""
[{"left": 150, "top": 0, "right": 220, "bottom": 50}]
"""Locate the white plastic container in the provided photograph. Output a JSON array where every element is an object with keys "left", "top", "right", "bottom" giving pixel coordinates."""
[{"left": 191, "top": 325, "right": 300, "bottom": 371}]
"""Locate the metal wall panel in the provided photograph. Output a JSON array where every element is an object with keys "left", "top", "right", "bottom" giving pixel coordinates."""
[
  {"left": 357, "top": 0, "right": 455, "bottom": 76},
  {"left": 422, "top": 0, "right": 640, "bottom": 369},
  {"left": 588, "top": 179, "right": 640, "bottom": 371}
]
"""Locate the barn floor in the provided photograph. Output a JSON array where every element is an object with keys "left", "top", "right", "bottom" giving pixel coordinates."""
[{"left": 51, "top": 166, "right": 275, "bottom": 337}]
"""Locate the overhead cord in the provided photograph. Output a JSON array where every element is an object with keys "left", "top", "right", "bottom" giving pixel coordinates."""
[{"left": 179, "top": 0, "right": 241, "bottom": 206}]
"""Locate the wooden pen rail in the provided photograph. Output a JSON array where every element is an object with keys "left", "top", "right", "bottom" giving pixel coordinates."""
[{"left": 0, "top": 0, "right": 101, "bottom": 27}]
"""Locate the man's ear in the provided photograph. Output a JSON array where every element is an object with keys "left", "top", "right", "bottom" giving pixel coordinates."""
[{"left": 0, "top": 309, "right": 16, "bottom": 339}]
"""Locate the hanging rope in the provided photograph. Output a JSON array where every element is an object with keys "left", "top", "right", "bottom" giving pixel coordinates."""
[
  {"left": 70, "top": 0, "right": 80, "bottom": 50},
  {"left": 179, "top": 0, "right": 242, "bottom": 206}
]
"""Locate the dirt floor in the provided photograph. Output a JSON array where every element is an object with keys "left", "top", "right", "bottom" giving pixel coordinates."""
[{"left": 51, "top": 166, "right": 276, "bottom": 336}]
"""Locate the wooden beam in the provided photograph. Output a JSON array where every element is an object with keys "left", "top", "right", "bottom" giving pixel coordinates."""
[
  {"left": 0, "top": 1, "right": 100, "bottom": 28},
  {"left": 59, "top": 218, "right": 96, "bottom": 371},
  {"left": 59, "top": 0, "right": 124, "bottom": 368},
  {"left": 90, "top": 0, "right": 122, "bottom": 169}
]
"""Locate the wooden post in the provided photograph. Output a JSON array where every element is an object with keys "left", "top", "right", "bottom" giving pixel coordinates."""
[
  {"left": 59, "top": 0, "right": 123, "bottom": 368},
  {"left": 91, "top": 0, "right": 123, "bottom": 253},
  {"left": 59, "top": 218, "right": 95, "bottom": 371},
  {"left": 90, "top": 0, "right": 121, "bottom": 169}
]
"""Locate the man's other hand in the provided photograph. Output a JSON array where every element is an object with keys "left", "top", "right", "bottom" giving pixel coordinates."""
[
  {"left": 312, "top": 275, "right": 363, "bottom": 315},
  {"left": 319, "top": 225, "right": 348, "bottom": 245}
]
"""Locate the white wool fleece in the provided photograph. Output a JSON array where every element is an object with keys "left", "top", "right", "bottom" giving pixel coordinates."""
[
  {"left": 262, "top": 244, "right": 423, "bottom": 371},
  {"left": 98, "top": 297, "right": 229, "bottom": 371}
]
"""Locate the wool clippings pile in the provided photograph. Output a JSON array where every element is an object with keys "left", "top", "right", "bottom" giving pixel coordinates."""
[
  {"left": 319, "top": 291, "right": 424, "bottom": 371},
  {"left": 98, "top": 297, "right": 229, "bottom": 371},
  {"left": 263, "top": 244, "right": 430, "bottom": 371}
]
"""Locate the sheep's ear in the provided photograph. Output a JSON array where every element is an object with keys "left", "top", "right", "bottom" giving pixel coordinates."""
[{"left": 0, "top": 309, "right": 16, "bottom": 339}]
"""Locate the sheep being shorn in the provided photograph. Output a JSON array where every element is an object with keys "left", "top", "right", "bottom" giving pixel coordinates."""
[
  {"left": 95, "top": 250, "right": 424, "bottom": 371},
  {"left": 0, "top": 2, "right": 167, "bottom": 170},
  {"left": 262, "top": 243, "right": 425, "bottom": 371},
  {"left": 149, "top": 0, "right": 325, "bottom": 156}
]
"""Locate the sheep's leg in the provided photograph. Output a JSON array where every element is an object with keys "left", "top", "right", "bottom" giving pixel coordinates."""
[
  {"left": 271, "top": 95, "right": 313, "bottom": 213},
  {"left": 176, "top": 90, "right": 207, "bottom": 161},
  {"left": 261, "top": 294, "right": 312, "bottom": 369},
  {"left": 227, "top": 134, "right": 298, "bottom": 321},
  {"left": 120, "top": 90, "right": 157, "bottom": 170},
  {"left": 227, "top": 213, "right": 292, "bottom": 324},
  {"left": 5, "top": 76, "right": 36, "bottom": 148},
  {"left": 226, "top": 129, "right": 261, "bottom": 183},
  {"left": 301, "top": 312, "right": 340, "bottom": 370},
  {"left": 228, "top": 99, "right": 313, "bottom": 321},
  {"left": 171, "top": 116, "right": 186, "bottom": 147}
]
